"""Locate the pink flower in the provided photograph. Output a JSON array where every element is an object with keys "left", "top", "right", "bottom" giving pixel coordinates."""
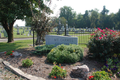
[
  {"left": 99, "top": 37, "right": 102, "bottom": 39},
  {"left": 105, "top": 35, "right": 107, "bottom": 37},
  {"left": 97, "top": 27, "right": 101, "bottom": 30},
  {"left": 102, "top": 31, "right": 105, "bottom": 34},
  {"left": 110, "top": 30, "right": 113, "bottom": 32},
  {"left": 106, "top": 28, "right": 108, "bottom": 29},
  {"left": 101, "top": 35, "right": 104, "bottom": 37},
  {"left": 100, "top": 30, "right": 103, "bottom": 32}
]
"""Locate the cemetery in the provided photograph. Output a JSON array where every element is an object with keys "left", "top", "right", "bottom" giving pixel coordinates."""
[
  {"left": 0, "top": 27, "right": 120, "bottom": 80},
  {"left": 1, "top": 0, "right": 120, "bottom": 80}
]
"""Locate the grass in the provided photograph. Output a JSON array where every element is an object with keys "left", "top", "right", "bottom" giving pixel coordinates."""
[{"left": 0, "top": 40, "right": 33, "bottom": 52}]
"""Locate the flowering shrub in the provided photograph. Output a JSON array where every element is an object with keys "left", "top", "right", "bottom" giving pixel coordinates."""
[
  {"left": 47, "top": 44, "right": 83, "bottom": 63},
  {"left": 89, "top": 71, "right": 111, "bottom": 80},
  {"left": 87, "top": 27, "right": 120, "bottom": 61},
  {"left": 22, "top": 58, "right": 33, "bottom": 67},
  {"left": 49, "top": 62, "right": 67, "bottom": 79},
  {"left": 5, "top": 51, "right": 14, "bottom": 55}
]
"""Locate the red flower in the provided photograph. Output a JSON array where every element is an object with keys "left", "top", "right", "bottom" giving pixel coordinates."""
[
  {"left": 10, "top": 54, "right": 13, "bottom": 56},
  {"left": 89, "top": 76, "right": 94, "bottom": 79},
  {"left": 54, "top": 76, "right": 56, "bottom": 78},
  {"left": 61, "top": 66, "right": 63, "bottom": 68},
  {"left": 12, "top": 51, "right": 14, "bottom": 52},
  {"left": 4, "top": 52, "right": 6, "bottom": 54}
]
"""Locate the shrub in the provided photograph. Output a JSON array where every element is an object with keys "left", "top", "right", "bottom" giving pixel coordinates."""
[
  {"left": 89, "top": 71, "right": 111, "bottom": 80},
  {"left": 47, "top": 44, "right": 83, "bottom": 64},
  {"left": 22, "top": 58, "right": 33, "bottom": 67},
  {"left": 49, "top": 62, "right": 67, "bottom": 79},
  {"left": 87, "top": 28, "right": 120, "bottom": 61},
  {"left": 33, "top": 45, "right": 55, "bottom": 55}
]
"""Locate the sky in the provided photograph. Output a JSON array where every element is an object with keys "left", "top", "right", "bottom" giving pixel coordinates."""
[{"left": 14, "top": 0, "right": 120, "bottom": 26}]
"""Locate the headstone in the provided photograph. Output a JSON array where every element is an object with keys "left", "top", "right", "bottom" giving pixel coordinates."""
[
  {"left": 71, "top": 65, "right": 90, "bottom": 79},
  {"left": 0, "top": 33, "right": 1, "bottom": 38},
  {"left": 23, "top": 27, "right": 25, "bottom": 33},
  {"left": 45, "top": 35, "right": 78, "bottom": 46},
  {"left": 59, "top": 30, "right": 62, "bottom": 35},
  {"left": 72, "top": 28, "right": 76, "bottom": 32},
  {"left": 29, "top": 29, "right": 31, "bottom": 35},
  {"left": 17, "top": 25, "right": 20, "bottom": 35},
  {"left": 28, "top": 34, "right": 29, "bottom": 36},
  {"left": 61, "top": 26, "right": 65, "bottom": 31}
]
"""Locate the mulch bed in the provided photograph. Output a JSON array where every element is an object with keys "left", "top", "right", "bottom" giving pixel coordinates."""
[{"left": 0, "top": 48, "right": 119, "bottom": 80}]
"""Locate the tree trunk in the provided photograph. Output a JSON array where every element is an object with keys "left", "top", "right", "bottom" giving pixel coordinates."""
[
  {"left": 35, "top": 34, "right": 43, "bottom": 45},
  {"left": 1, "top": 20, "right": 15, "bottom": 43},
  {"left": 7, "top": 26, "right": 14, "bottom": 43}
]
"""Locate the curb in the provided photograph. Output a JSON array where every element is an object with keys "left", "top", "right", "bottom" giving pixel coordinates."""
[{"left": 0, "top": 58, "right": 45, "bottom": 80}]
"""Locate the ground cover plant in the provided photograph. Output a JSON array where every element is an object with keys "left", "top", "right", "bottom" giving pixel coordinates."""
[
  {"left": 47, "top": 44, "right": 83, "bottom": 63},
  {"left": 49, "top": 62, "right": 67, "bottom": 79},
  {"left": 89, "top": 71, "right": 111, "bottom": 80},
  {"left": 87, "top": 28, "right": 120, "bottom": 61},
  {"left": 22, "top": 58, "right": 33, "bottom": 67},
  {"left": 32, "top": 44, "right": 55, "bottom": 55}
]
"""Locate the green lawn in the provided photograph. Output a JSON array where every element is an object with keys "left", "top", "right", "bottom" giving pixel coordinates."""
[{"left": 0, "top": 40, "right": 33, "bottom": 52}]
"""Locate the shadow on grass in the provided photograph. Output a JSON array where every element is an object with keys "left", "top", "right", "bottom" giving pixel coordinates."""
[{"left": 0, "top": 40, "right": 33, "bottom": 52}]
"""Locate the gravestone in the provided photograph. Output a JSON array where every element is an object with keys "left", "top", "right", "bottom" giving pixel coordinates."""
[
  {"left": 61, "top": 26, "right": 65, "bottom": 31},
  {"left": 29, "top": 29, "right": 31, "bottom": 35},
  {"left": 28, "top": 34, "right": 29, "bottom": 36},
  {"left": 23, "top": 27, "right": 25, "bottom": 33},
  {"left": 72, "top": 28, "right": 76, "bottom": 32},
  {"left": 45, "top": 35, "right": 78, "bottom": 46},
  {"left": 59, "top": 30, "right": 63, "bottom": 35},
  {"left": 16, "top": 25, "right": 20, "bottom": 35},
  {"left": 0, "top": 33, "right": 1, "bottom": 38}
]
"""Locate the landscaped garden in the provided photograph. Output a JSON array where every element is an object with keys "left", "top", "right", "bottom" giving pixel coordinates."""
[{"left": 0, "top": 28, "right": 120, "bottom": 80}]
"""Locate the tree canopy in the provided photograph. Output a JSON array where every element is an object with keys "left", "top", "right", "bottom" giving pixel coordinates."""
[{"left": 0, "top": 0, "right": 50, "bottom": 43}]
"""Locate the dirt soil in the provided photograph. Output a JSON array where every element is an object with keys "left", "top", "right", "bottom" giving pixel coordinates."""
[{"left": 0, "top": 48, "right": 119, "bottom": 80}]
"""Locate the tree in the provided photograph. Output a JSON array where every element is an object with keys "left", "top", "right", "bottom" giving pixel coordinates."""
[
  {"left": 30, "top": 0, "right": 57, "bottom": 45},
  {"left": 0, "top": 0, "right": 46, "bottom": 43},
  {"left": 89, "top": 9, "right": 99, "bottom": 28},
  {"left": 99, "top": 6, "right": 109, "bottom": 29},
  {"left": 82, "top": 10, "right": 91, "bottom": 28},
  {"left": 59, "top": 6, "right": 76, "bottom": 27}
]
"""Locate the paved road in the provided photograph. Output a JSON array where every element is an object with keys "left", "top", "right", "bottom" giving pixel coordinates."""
[{"left": 0, "top": 38, "right": 34, "bottom": 42}]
